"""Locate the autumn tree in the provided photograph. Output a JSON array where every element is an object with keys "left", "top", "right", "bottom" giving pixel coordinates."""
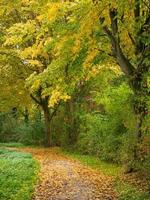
[
  {"left": 0, "top": 0, "right": 66, "bottom": 146},
  {"left": 0, "top": 0, "right": 31, "bottom": 112},
  {"left": 96, "top": 0, "right": 149, "bottom": 170},
  {"left": 47, "top": 0, "right": 150, "bottom": 168}
]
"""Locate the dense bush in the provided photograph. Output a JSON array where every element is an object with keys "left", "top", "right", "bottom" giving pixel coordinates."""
[
  {"left": 0, "top": 112, "right": 45, "bottom": 145},
  {"left": 76, "top": 113, "right": 123, "bottom": 163},
  {"left": 76, "top": 83, "right": 136, "bottom": 164}
]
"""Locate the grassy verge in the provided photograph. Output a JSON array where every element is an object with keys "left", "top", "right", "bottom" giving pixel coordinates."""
[
  {"left": 115, "top": 181, "right": 150, "bottom": 200},
  {"left": 0, "top": 142, "right": 25, "bottom": 148},
  {"left": 63, "top": 150, "right": 150, "bottom": 200},
  {"left": 0, "top": 142, "right": 42, "bottom": 148},
  {"left": 0, "top": 148, "right": 39, "bottom": 200},
  {"left": 63, "top": 150, "right": 121, "bottom": 176}
]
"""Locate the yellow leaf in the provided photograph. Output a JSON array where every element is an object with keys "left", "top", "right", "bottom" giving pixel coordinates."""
[{"left": 31, "top": 79, "right": 40, "bottom": 90}]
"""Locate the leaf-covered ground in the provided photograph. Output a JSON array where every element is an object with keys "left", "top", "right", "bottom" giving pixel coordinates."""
[{"left": 17, "top": 147, "right": 117, "bottom": 200}]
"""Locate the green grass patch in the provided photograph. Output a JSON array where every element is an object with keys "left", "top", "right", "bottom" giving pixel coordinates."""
[
  {"left": 115, "top": 181, "right": 150, "bottom": 200},
  {"left": 0, "top": 148, "right": 39, "bottom": 200},
  {"left": 62, "top": 150, "right": 121, "bottom": 176},
  {"left": 0, "top": 142, "right": 25, "bottom": 148},
  {"left": 0, "top": 142, "right": 42, "bottom": 148}
]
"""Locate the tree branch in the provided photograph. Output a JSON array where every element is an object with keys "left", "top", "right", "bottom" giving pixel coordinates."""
[
  {"left": 109, "top": 8, "right": 118, "bottom": 36},
  {"left": 102, "top": 9, "right": 135, "bottom": 77},
  {"left": 50, "top": 102, "right": 60, "bottom": 121},
  {"left": 134, "top": 0, "right": 140, "bottom": 21},
  {"left": 128, "top": 32, "right": 136, "bottom": 46},
  {"left": 30, "top": 94, "right": 42, "bottom": 105}
]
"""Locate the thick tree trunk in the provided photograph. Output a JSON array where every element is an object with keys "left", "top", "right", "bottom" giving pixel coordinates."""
[
  {"left": 124, "top": 105, "right": 146, "bottom": 173},
  {"left": 132, "top": 95, "right": 147, "bottom": 164},
  {"left": 125, "top": 71, "right": 148, "bottom": 172},
  {"left": 30, "top": 90, "right": 53, "bottom": 147}
]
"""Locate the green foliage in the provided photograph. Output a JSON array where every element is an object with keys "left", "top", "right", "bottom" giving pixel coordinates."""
[
  {"left": 14, "top": 121, "right": 44, "bottom": 145},
  {"left": 76, "top": 81, "right": 135, "bottom": 164},
  {"left": 0, "top": 148, "right": 39, "bottom": 200},
  {"left": 0, "top": 112, "right": 44, "bottom": 145},
  {"left": 77, "top": 113, "right": 122, "bottom": 163}
]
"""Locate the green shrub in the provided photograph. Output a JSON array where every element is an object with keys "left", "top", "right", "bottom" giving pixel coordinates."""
[
  {"left": 76, "top": 113, "right": 124, "bottom": 163},
  {"left": 76, "top": 83, "right": 136, "bottom": 164},
  {"left": 0, "top": 114, "right": 45, "bottom": 145}
]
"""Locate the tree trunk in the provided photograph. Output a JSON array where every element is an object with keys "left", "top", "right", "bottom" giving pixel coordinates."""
[
  {"left": 132, "top": 96, "right": 147, "bottom": 164},
  {"left": 125, "top": 70, "right": 148, "bottom": 173},
  {"left": 101, "top": 4, "right": 149, "bottom": 173},
  {"left": 65, "top": 100, "right": 78, "bottom": 146},
  {"left": 24, "top": 108, "right": 29, "bottom": 124},
  {"left": 43, "top": 102, "right": 51, "bottom": 147},
  {"left": 30, "top": 90, "right": 53, "bottom": 147},
  {"left": 124, "top": 105, "right": 146, "bottom": 173}
]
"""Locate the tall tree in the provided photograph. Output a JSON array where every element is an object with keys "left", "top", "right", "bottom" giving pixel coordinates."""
[
  {"left": 97, "top": 0, "right": 150, "bottom": 169},
  {"left": 47, "top": 0, "right": 149, "bottom": 168},
  {"left": 0, "top": 0, "right": 66, "bottom": 146}
]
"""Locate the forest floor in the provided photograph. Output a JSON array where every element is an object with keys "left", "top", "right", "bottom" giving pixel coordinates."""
[
  {"left": 15, "top": 147, "right": 117, "bottom": 200},
  {"left": 5, "top": 146, "right": 150, "bottom": 200}
]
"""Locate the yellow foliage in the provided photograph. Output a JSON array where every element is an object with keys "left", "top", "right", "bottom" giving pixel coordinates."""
[
  {"left": 31, "top": 79, "right": 40, "bottom": 90},
  {"left": 32, "top": 40, "right": 44, "bottom": 58},
  {"left": 28, "top": 60, "right": 43, "bottom": 67},
  {"left": 47, "top": 2, "right": 61, "bottom": 22},
  {"left": 79, "top": 6, "right": 99, "bottom": 39},
  {"left": 21, "top": 39, "right": 48, "bottom": 60},
  {"left": 48, "top": 87, "right": 70, "bottom": 108},
  {"left": 72, "top": 36, "right": 81, "bottom": 56},
  {"left": 37, "top": 14, "right": 45, "bottom": 22},
  {"left": 84, "top": 63, "right": 121, "bottom": 81},
  {"left": 21, "top": 47, "right": 33, "bottom": 58},
  {"left": 83, "top": 48, "right": 99, "bottom": 69}
]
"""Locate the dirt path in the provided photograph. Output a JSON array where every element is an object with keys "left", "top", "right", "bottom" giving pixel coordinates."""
[{"left": 17, "top": 148, "right": 117, "bottom": 200}]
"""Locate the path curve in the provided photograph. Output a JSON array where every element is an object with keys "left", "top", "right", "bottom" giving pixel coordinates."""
[{"left": 18, "top": 148, "right": 117, "bottom": 200}]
